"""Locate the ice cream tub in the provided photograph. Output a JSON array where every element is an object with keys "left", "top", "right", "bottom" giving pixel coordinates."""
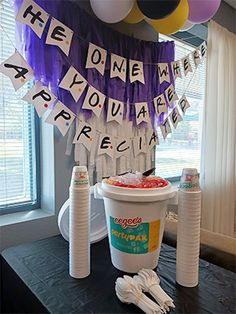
[{"left": 97, "top": 174, "right": 177, "bottom": 273}]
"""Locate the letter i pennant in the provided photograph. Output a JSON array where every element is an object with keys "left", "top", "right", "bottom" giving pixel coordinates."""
[{"left": 0, "top": 51, "right": 34, "bottom": 91}]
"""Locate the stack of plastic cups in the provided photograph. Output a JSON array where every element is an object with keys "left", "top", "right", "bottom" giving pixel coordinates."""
[
  {"left": 176, "top": 168, "right": 201, "bottom": 287},
  {"left": 69, "top": 166, "right": 90, "bottom": 279}
]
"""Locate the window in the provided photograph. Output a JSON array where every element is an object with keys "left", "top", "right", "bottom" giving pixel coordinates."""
[
  {"left": 155, "top": 35, "right": 206, "bottom": 180},
  {"left": 0, "top": 0, "right": 40, "bottom": 214}
]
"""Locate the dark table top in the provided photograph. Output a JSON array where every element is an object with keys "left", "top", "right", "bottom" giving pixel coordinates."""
[{"left": 1, "top": 235, "right": 236, "bottom": 314}]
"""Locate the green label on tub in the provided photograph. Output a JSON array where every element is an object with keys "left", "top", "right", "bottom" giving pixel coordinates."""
[{"left": 110, "top": 216, "right": 160, "bottom": 254}]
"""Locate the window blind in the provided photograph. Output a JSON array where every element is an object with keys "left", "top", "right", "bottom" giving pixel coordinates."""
[
  {"left": 156, "top": 35, "right": 206, "bottom": 179},
  {"left": 0, "top": 0, "right": 39, "bottom": 212}
]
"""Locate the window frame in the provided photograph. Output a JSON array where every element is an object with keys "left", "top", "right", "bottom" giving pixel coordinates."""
[
  {"left": 156, "top": 26, "right": 207, "bottom": 183},
  {"left": 0, "top": 106, "right": 41, "bottom": 216}
]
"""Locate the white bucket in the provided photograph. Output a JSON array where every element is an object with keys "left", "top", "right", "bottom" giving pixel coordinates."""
[{"left": 97, "top": 181, "right": 177, "bottom": 273}]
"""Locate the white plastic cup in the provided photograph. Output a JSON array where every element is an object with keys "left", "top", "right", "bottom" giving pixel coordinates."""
[
  {"left": 98, "top": 180, "right": 177, "bottom": 273},
  {"left": 179, "top": 168, "right": 200, "bottom": 192}
]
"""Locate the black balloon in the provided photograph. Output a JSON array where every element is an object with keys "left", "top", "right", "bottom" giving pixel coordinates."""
[{"left": 137, "top": 0, "right": 180, "bottom": 19}]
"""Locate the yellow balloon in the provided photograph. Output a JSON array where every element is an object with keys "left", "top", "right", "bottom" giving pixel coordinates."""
[
  {"left": 124, "top": 1, "right": 144, "bottom": 24},
  {"left": 147, "top": 0, "right": 189, "bottom": 35}
]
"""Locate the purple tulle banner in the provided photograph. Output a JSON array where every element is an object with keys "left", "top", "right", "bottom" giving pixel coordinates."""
[{"left": 15, "top": 0, "right": 175, "bottom": 126}]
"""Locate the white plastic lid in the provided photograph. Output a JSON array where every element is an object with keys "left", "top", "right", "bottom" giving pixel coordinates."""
[
  {"left": 58, "top": 187, "right": 107, "bottom": 243},
  {"left": 98, "top": 180, "right": 177, "bottom": 202}
]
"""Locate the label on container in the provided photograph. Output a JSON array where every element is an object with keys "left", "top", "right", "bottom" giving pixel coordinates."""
[{"left": 110, "top": 216, "right": 160, "bottom": 254}]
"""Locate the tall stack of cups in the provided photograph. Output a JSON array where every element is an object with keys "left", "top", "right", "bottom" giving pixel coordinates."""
[
  {"left": 176, "top": 168, "right": 201, "bottom": 287},
  {"left": 69, "top": 166, "right": 90, "bottom": 278}
]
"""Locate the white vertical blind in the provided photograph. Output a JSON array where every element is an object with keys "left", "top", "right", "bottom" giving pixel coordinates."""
[
  {"left": 156, "top": 35, "right": 206, "bottom": 179},
  {"left": 0, "top": 0, "right": 38, "bottom": 211}
]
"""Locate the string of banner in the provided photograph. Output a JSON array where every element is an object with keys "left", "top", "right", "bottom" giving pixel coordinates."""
[{"left": 0, "top": 0, "right": 207, "bottom": 159}]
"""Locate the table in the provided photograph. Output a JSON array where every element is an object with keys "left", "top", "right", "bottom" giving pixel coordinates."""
[{"left": 1, "top": 235, "right": 236, "bottom": 313}]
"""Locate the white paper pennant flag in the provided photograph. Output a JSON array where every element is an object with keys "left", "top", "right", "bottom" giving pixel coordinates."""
[
  {"left": 110, "top": 53, "right": 127, "bottom": 82},
  {"left": 158, "top": 63, "right": 171, "bottom": 84},
  {"left": 45, "top": 101, "right": 75, "bottom": 136},
  {"left": 22, "top": 82, "right": 57, "bottom": 117},
  {"left": 153, "top": 94, "right": 168, "bottom": 117},
  {"left": 178, "top": 95, "right": 190, "bottom": 114},
  {"left": 165, "top": 84, "right": 178, "bottom": 108},
  {"left": 46, "top": 17, "right": 73, "bottom": 56},
  {"left": 182, "top": 55, "right": 192, "bottom": 76},
  {"left": 160, "top": 118, "right": 171, "bottom": 140},
  {"left": 133, "top": 135, "right": 146, "bottom": 157},
  {"left": 135, "top": 102, "right": 149, "bottom": 125},
  {"left": 171, "top": 60, "right": 182, "bottom": 80},
  {"left": 200, "top": 41, "right": 207, "bottom": 59},
  {"left": 192, "top": 49, "right": 201, "bottom": 68},
  {"left": 0, "top": 51, "right": 34, "bottom": 91},
  {"left": 82, "top": 86, "right": 106, "bottom": 118},
  {"left": 59, "top": 66, "right": 87, "bottom": 102},
  {"left": 146, "top": 129, "right": 159, "bottom": 150},
  {"left": 16, "top": 0, "right": 49, "bottom": 38},
  {"left": 129, "top": 59, "right": 145, "bottom": 84},
  {"left": 170, "top": 107, "right": 182, "bottom": 128},
  {"left": 115, "top": 137, "right": 131, "bottom": 158},
  {"left": 107, "top": 98, "right": 124, "bottom": 125},
  {"left": 86, "top": 43, "right": 107, "bottom": 76},
  {"left": 73, "top": 120, "right": 96, "bottom": 151},
  {"left": 97, "top": 133, "right": 115, "bottom": 158}
]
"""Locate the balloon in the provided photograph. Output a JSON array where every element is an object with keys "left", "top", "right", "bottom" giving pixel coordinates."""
[
  {"left": 137, "top": 0, "right": 180, "bottom": 19},
  {"left": 90, "top": 0, "right": 135, "bottom": 23},
  {"left": 147, "top": 0, "right": 189, "bottom": 35},
  {"left": 124, "top": 1, "right": 144, "bottom": 24},
  {"left": 188, "top": 0, "right": 221, "bottom": 23},
  {"left": 179, "top": 20, "right": 195, "bottom": 31}
]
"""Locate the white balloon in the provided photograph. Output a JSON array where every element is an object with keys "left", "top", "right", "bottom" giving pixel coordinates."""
[
  {"left": 90, "top": 0, "right": 135, "bottom": 24},
  {"left": 180, "top": 20, "right": 195, "bottom": 32}
]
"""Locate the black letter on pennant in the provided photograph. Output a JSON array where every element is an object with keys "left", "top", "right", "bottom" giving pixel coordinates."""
[
  {"left": 117, "top": 140, "right": 129, "bottom": 153},
  {"left": 113, "top": 59, "right": 124, "bottom": 73},
  {"left": 23, "top": 5, "right": 44, "bottom": 24},
  {"left": 149, "top": 132, "right": 157, "bottom": 146},
  {"left": 77, "top": 125, "right": 92, "bottom": 141},
  {"left": 111, "top": 102, "right": 121, "bottom": 117},
  {"left": 69, "top": 74, "right": 84, "bottom": 89},
  {"left": 91, "top": 49, "right": 102, "bottom": 65},
  {"left": 33, "top": 90, "right": 52, "bottom": 102},
  {"left": 4, "top": 63, "right": 28, "bottom": 79},
  {"left": 89, "top": 92, "right": 100, "bottom": 107},
  {"left": 54, "top": 110, "right": 71, "bottom": 121},
  {"left": 132, "top": 63, "right": 140, "bottom": 77},
  {"left": 137, "top": 105, "right": 147, "bottom": 119},
  {"left": 101, "top": 136, "right": 111, "bottom": 149},
  {"left": 51, "top": 26, "right": 66, "bottom": 41}
]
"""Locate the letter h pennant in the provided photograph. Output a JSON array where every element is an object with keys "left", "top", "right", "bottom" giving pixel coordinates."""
[{"left": 16, "top": 0, "right": 49, "bottom": 38}]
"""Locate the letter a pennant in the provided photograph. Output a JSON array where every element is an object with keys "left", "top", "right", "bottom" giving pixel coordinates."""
[{"left": 0, "top": 51, "right": 34, "bottom": 91}]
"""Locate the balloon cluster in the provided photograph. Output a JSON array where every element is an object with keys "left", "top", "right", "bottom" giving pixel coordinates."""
[{"left": 90, "top": 0, "right": 221, "bottom": 35}]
